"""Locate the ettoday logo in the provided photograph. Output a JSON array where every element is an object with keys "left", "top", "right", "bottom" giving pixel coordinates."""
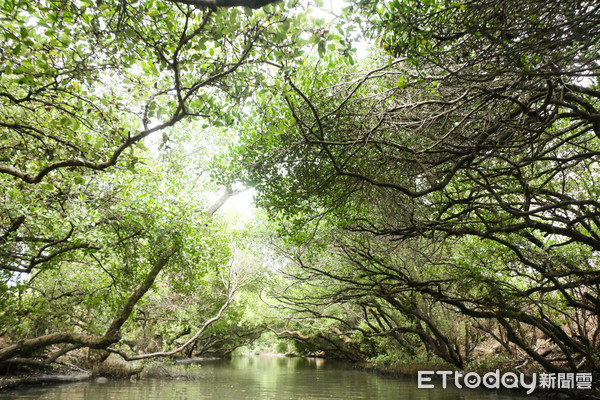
[{"left": 418, "top": 370, "right": 593, "bottom": 394}]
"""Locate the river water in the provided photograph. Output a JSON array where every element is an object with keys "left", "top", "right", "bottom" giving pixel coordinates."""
[{"left": 0, "top": 356, "right": 532, "bottom": 399}]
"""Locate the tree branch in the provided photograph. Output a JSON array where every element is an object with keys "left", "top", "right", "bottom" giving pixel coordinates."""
[{"left": 166, "top": 0, "right": 280, "bottom": 10}]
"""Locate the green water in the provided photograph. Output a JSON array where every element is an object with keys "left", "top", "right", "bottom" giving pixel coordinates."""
[{"left": 0, "top": 356, "right": 531, "bottom": 399}]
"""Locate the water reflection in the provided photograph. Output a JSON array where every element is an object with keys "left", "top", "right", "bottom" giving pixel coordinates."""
[{"left": 0, "top": 356, "right": 530, "bottom": 399}]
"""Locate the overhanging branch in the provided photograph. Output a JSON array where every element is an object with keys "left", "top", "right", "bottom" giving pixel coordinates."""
[{"left": 166, "top": 0, "right": 280, "bottom": 9}]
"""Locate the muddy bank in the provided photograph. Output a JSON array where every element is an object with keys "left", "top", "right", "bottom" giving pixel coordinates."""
[{"left": 0, "top": 372, "right": 92, "bottom": 390}]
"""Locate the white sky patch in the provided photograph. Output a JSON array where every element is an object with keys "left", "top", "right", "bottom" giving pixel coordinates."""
[
  {"left": 222, "top": 188, "right": 256, "bottom": 215},
  {"left": 209, "top": 187, "right": 257, "bottom": 221}
]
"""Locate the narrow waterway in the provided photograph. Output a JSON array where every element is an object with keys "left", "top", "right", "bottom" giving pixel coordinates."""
[{"left": 0, "top": 356, "right": 532, "bottom": 399}]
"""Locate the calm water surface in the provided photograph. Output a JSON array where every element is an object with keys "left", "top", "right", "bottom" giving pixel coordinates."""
[{"left": 0, "top": 356, "right": 532, "bottom": 399}]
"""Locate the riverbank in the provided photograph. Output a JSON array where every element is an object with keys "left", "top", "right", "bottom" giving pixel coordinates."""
[
  {"left": 0, "top": 372, "right": 92, "bottom": 391},
  {"left": 0, "top": 355, "right": 232, "bottom": 391}
]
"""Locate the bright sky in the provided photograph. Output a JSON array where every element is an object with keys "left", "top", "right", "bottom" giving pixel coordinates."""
[{"left": 218, "top": 187, "right": 257, "bottom": 218}]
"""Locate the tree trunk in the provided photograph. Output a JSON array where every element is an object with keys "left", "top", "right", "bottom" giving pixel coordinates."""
[
  {"left": 0, "top": 246, "right": 177, "bottom": 364},
  {"left": 0, "top": 373, "right": 92, "bottom": 390}
]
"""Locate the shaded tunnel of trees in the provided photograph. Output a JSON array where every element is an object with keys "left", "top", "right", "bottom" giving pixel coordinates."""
[{"left": 1, "top": 0, "right": 599, "bottom": 396}]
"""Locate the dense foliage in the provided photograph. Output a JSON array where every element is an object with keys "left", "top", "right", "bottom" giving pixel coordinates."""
[
  {"left": 240, "top": 0, "right": 600, "bottom": 388},
  {"left": 0, "top": 0, "right": 313, "bottom": 371}
]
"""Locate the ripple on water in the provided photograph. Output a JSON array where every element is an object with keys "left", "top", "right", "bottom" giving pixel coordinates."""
[{"left": 0, "top": 356, "right": 532, "bottom": 400}]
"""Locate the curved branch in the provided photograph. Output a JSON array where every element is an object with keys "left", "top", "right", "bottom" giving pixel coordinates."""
[
  {"left": 108, "top": 272, "right": 237, "bottom": 361},
  {"left": 0, "top": 245, "right": 178, "bottom": 363},
  {"left": 166, "top": 0, "right": 280, "bottom": 9},
  {"left": 0, "top": 115, "right": 185, "bottom": 184}
]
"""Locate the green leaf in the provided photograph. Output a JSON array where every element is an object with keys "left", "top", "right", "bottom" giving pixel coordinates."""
[{"left": 40, "top": 182, "right": 54, "bottom": 191}]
